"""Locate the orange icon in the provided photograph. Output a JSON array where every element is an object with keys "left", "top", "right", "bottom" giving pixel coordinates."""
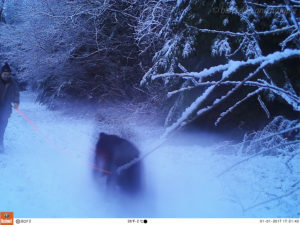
[{"left": 0, "top": 212, "right": 13, "bottom": 225}]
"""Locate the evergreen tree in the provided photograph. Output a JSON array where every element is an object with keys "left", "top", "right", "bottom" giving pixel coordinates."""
[{"left": 141, "top": 0, "right": 300, "bottom": 137}]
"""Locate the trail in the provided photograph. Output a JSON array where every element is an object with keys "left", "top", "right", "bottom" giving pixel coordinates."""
[{"left": 0, "top": 92, "right": 299, "bottom": 218}]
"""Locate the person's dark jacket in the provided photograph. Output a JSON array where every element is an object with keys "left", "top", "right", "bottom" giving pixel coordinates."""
[{"left": 0, "top": 78, "right": 20, "bottom": 118}]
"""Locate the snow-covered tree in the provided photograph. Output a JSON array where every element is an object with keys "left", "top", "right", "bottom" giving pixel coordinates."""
[
  {"left": 140, "top": 0, "right": 300, "bottom": 137},
  {"left": 0, "top": 0, "right": 299, "bottom": 137},
  {"left": 0, "top": 0, "right": 146, "bottom": 106},
  {"left": 135, "top": 0, "right": 175, "bottom": 70}
]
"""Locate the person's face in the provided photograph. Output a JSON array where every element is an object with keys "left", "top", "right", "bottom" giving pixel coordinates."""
[{"left": 1, "top": 72, "right": 11, "bottom": 81}]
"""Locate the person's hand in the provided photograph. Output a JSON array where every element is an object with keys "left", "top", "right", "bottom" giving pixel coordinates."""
[{"left": 13, "top": 103, "right": 19, "bottom": 109}]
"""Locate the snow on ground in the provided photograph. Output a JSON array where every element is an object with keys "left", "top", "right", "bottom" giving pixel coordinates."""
[{"left": 0, "top": 92, "right": 299, "bottom": 218}]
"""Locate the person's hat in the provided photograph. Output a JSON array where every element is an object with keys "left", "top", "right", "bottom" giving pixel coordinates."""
[{"left": 1, "top": 62, "right": 11, "bottom": 73}]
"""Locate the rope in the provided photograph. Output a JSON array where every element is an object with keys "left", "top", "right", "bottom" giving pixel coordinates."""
[
  {"left": 117, "top": 139, "right": 166, "bottom": 174},
  {"left": 16, "top": 106, "right": 166, "bottom": 175},
  {"left": 15, "top": 106, "right": 112, "bottom": 175}
]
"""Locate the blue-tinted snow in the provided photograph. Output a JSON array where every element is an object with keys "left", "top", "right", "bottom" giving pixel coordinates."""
[{"left": 0, "top": 92, "right": 299, "bottom": 218}]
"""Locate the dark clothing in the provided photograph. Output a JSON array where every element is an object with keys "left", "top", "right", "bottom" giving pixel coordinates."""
[
  {"left": 0, "top": 116, "right": 8, "bottom": 146},
  {"left": 0, "top": 78, "right": 19, "bottom": 117},
  {"left": 0, "top": 77, "right": 20, "bottom": 146},
  {"left": 1, "top": 63, "right": 11, "bottom": 73}
]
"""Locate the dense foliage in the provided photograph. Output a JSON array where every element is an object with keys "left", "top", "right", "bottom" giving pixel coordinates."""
[
  {"left": 140, "top": 0, "right": 300, "bottom": 136},
  {"left": 1, "top": 0, "right": 146, "bottom": 105},
  {"left": 0, "top": 0, "right": 299, "bottom": 136}
]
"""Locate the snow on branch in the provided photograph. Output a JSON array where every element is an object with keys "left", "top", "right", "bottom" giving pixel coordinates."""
[
  {"left": 186, "top": 24, "right": 297, "bottom": 37},
  {"left": 196, "top": 61, "right": 299, "bottom": 124},
  {"left": 161, "top": 85, "right": 215, "bottom": 139},
  {"left": 290, "top": 0, "right": 300, "bottom": 4},
  {"left": 251, "top": 80, "right": 300, "bottom": 110},
  {"left": 156, "top": 49, "right": 300, "bottom": 138},
  {"left": 217, "top": 116, "right": 300, "bottom": 176},
  {"left": 151, "top": 64, "right": 228, "bottom": 81},
  {"left": 152, "top": 49, "right": 300, "bottom": 82},
  {"left": 247, "top": 2, "right": 300, "bottom": 8},
  {"left": 167, "top": 79, "right": 300, "bottom": 114},
  {"left": 257, "top": 95, "right": 271, "bottom": 119},
  {"left": 214, "top": 88, "right": 264, "bottom": 126},
  {"left": 255, "top": 25, "right": 296, "bottom": 35},
  {"left": 216, "top": 79, "right": 300, "bottom": 117},
  {"left": 284, "top": 0, "right": 300, "bottom": 32},
  {"left": 281, "top": 31, "right": 300, "bottom": 49},
  {"left": 186, "top": 25, "right": 246, "bottom": 37}
]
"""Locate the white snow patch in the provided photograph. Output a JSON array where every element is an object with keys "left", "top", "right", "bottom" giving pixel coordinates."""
[{"left": 0, "top": 92, "right": 298, "bottom": 218}]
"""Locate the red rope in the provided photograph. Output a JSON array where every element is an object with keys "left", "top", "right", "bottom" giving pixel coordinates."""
[{"left": 15, "top": 107, "right": 112, "bottom": 175}]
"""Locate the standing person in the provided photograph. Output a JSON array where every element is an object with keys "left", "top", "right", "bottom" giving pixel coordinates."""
[{"left": 0, "top": 62, "right": 19, "bottom": 151}]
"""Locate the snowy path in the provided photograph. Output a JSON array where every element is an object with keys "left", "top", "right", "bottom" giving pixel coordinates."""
[{"left": 0, "top": 92, "right": 299, "bottom": 218}]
